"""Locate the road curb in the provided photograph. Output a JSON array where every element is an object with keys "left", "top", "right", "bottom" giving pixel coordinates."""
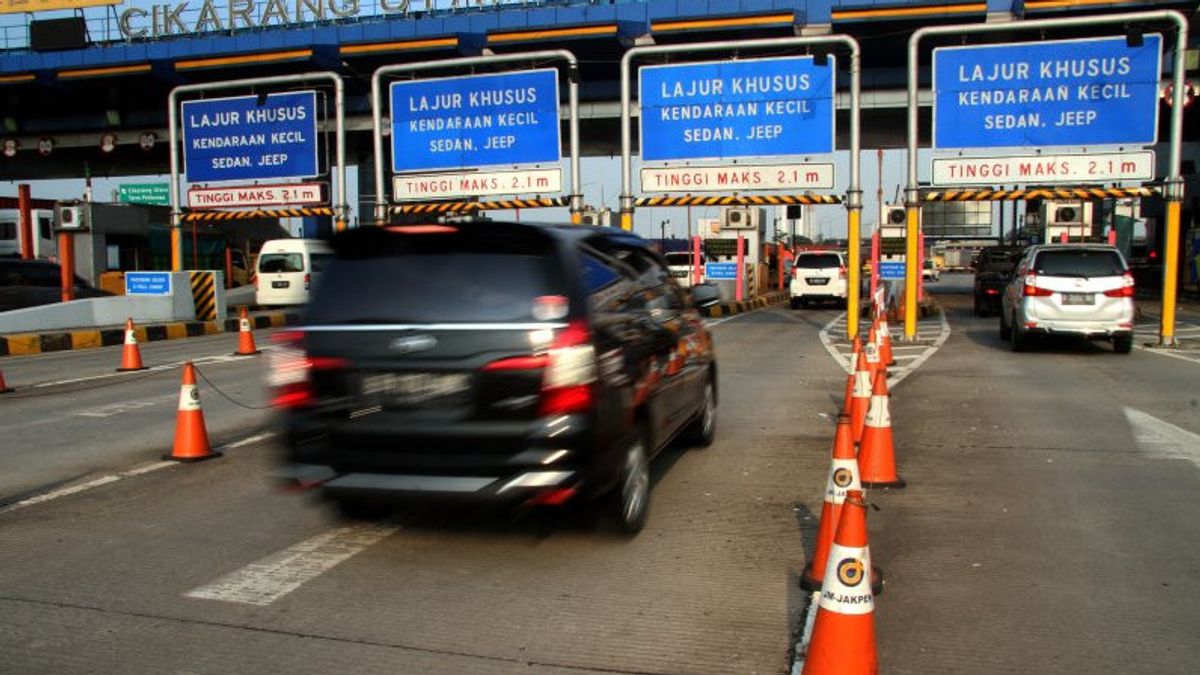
[
  {"left": 700, "top": 291, "right": 787, "bottom": 318},
  {"left": 0, "top": 311, "right": 301, "bottom": 358}
]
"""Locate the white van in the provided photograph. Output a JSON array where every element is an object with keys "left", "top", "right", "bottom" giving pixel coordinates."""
[
  {"left": 0, "top": 209, "right": 57, "bottom": 260},
  {"left": 255, "top": 238, "right": 334, "bottom": 307}
]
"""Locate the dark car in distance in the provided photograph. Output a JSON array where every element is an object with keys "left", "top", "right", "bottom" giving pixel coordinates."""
[
  {"left": 273, "top": 222, "right": 722, "bottom": 534},
  {"left": 973, "top": 246, "right": 1025, "bottom": 316},
  {"left": 0, "top": 259, "right": 109, "bottom": 312}
]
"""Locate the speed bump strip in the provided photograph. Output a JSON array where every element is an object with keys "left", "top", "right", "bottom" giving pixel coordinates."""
[
  {"left": 391, "top": 197, "right": 569, "bottom": 214},
  {"left": 636, "top": 194, "right": 841, "bottom": 207},
  {"left": 921, "top": 186, "right": 1158, "bottom": 201}
]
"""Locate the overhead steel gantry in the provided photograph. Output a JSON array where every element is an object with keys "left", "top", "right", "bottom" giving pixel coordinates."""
[{"left": 905, "top": 10, "right": 1190, "bottom": 346}]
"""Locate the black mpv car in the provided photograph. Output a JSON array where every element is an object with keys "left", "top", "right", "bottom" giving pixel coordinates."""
[{"left": 273, "top": 222, "right": 721, "bottom": 534}]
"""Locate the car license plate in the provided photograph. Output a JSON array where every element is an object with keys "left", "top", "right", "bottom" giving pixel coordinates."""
[
  {"left": 361, "top": 372, "right": 470, "bottom": 407},
  {"left": 1062, "top": 293, "right": 1094, "bottom": 305},
  {"left": 272, "top": 280, "right": 290, "bottom": 289},
  {"left": 670, "top": 270, "right": 688, "bottom": 278},
  {"left": 807, "top": 277, "right": 829, "bottom": 286}
]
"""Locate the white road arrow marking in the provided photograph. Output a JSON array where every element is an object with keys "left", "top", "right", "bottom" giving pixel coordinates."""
[{"left": 1123, "top": 407, "right": 1200, "bottom": 470}]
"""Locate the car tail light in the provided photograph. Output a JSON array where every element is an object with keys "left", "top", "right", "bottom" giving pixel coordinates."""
[
  {"left": 1023, "top": 274, "right": 1053, "bottom": 297},
  {"left": 304, "top": 273, "right": 311, "bottom": 291},
  {"left": 838, "top": 265, "right": 847, "bottom": 280},
  {"left": 1103, "top": 272, "right": 1136, "bottom": 298},
  {"left": 539, "top": 320, "right": 596, "bottom": 416},
  {"left": 481, "top": 321, "right": 595, "bottom": 416},
  {"left": 267, "top": 331, "right": 347, "bottom": 409},
  {"left": 985, "top": 288, "right": 1000, "bottom": 296}
]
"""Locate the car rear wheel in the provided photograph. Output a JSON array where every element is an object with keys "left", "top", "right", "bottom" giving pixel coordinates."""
[
  {"left": 611, "top": 426, "right": 650, "bottom": 535},
  {"left": 683, "top": 376, "right": 717, "bottom": 448},
  {"left": 790, "top": 298, "right": 801, "bottom": 309},
  {"left": 1113, "top": 334, "right": 1133, "bottom": 354},
  {"left": 1010, "top": 314, "right": 1027, "bottom": 352},
  {"left": 999, "top": 311, "right": 1011, "bottom": 340},
  {"left": 331, "top": 496, "right": 391, "bottom": 522}
]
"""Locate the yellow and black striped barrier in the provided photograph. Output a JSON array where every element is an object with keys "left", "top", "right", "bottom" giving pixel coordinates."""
[
  {"left": 390, "top": 197, "right": 569, "bottom": 214},
  {"left": 921, "top": 187, "right": 1159, "bottom": 202},
  {"left": 182, "top": 207, "right": 335, "bottom": 221},
  {"left": 636, "top": 194, "right": 841, "bottom": 207},
  {"left": 189, "top": 271, "right": 217, "bottom": 321}
]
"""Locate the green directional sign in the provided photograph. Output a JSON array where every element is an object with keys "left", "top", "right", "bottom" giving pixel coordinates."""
[{"left": 118, "top": 183, "right": 170, "bottom": 206}]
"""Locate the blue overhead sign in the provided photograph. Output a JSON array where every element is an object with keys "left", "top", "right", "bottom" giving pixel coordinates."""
[
  {"left": 389, "top": 69, "right": 561, "bottom": 173},
  {"left": 878, "top": 262, "right": 906, "bottom": 281},
  {"left": 705, "top": 262, "right": 738, "bottom": 280},
  {"left": 125, "top": 272, "right": 172, "bottom": 296},
  {"left": 182, "top": 91, "right": 319, "bottom": 183},
  {"left": 933, "top": 35, "right": 1162, "bottom": 149},
  {"left": 638, "top": 56, "right": 836, "bottom": 162}
]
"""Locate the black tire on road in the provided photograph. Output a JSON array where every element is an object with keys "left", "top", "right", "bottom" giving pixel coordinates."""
[
  {"left": 999, "top": 312, "right": 1011, "bottom": 340},
  {"left": 1010, "top": 314, "right": 1027, "bottom": 352},
  {"left": 1113, "top": 335, "right": 1133, "bottom": 354},
  {"left": 790, "top": 298, "right": 801, "bottom": 309},
  {"left": 610, "top": 425, "right": 651, "bottom": 535},
  {"left": 682, "top": 375, "right": 717, "bottom": 448},
  {"left": 332, "top": 497, "right": 390, "bottom": 522}
]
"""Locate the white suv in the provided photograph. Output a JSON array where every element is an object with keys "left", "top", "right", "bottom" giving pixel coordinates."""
[
  {"left": 663, "top": 251, "right": 695, "bottom": 288},
  {"left": 790, "top": 251, "right": 848, "bottom": 308},
  {"left": 1000, "top": 244, "right": 1135, "bottom": 353}
]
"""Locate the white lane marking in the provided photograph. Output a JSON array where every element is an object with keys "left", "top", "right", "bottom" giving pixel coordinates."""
[
  {"left": 0, "top": 432, "right": 277, "bottom": 515},
  {"left": 1124, "top": 407, "right": 1200, "bottom": 469},
  {"left": 33, "top": 353, "right": 255, "bottom": 389},
  {"left": 77, "top": 396, "right": 173, "bottom": 418},
  {"left": 1133, "top": 345, "right": 1200, "bottom": 365},
  {"left": 705, "top": 313, "right": 747, "bottom": 328},
  {"left": 818, "top": 310, "right": 951, "bottom": 387},
  {"left": 184, "top": 524, "right": 398, "bottom": 606}
]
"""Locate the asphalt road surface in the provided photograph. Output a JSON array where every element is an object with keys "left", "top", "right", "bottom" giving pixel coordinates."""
[{"left": 3, "top": 281, "right": 1199, "bottom": 674}]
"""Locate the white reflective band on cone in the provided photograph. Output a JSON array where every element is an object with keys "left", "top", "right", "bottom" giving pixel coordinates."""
[
  {"left": 124, "top": 329, "right": 137, "bottom": 345},
  {"left": 240, "top": 319, "right": 251, "bottom": 332},
  {"left": 178, "top": 384, "right": 201, "bottom": 411},
  {"left": 864, "top": 342, "right": 880, "bottom": 363},
  {"left": 818, "top": 543, "right": 875, "bottom": 614},
  {"left": 825, "top": 457, "right": 861, "bottom": 502},
  {"left": 879, "top": 321, "right": 890, "bottom": 338},
  {"left": 866, "top": 395, "right": 891, "bottom": 428},
  {"left": 853, "top": 370, "right": 872, "bottom": 396}
]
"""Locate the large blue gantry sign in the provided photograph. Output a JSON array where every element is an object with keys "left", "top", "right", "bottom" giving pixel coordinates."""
[
  {"left": 390, "top": 69, "right": 562, "bottom": 173},
  {"left": 933, "top": 35, "right": 1162, "bottom": 149},
  {"left": 638, "top": 56, "right": 836, "bottom": 162},
  {"left": 182, "top": 91, "right": 320, "bottom": 183}
]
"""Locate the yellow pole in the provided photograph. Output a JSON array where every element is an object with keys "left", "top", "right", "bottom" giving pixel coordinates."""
[
  {"left": 571, "top": 211, "right": 582, "bottom": 225},
  {"left": 171, "top": 227, "right": 182, "bottom": 272},
  {"left": 904, "top": 205, "right": 920, "bottom": 340},
  {"left": 620, "top": 211, "right": 633, "bottom": 232},
  {"left": 847, "top": 207, "right": 861, "bottom": 340},
  {"left": 1160, "top": 198, "right": 1181, "bottom": 346}
]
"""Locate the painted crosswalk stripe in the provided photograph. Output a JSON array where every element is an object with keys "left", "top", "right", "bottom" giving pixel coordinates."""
[
  {"left": 1124, "top": 407, "right": 1200, "bottom": 469},
  {"left": 184, "top": 524, "right": 398, "bottom": 606}
]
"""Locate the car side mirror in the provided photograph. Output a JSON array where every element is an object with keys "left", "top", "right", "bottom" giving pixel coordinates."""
[{"left": 690, "top": 283, "right": 721, "bottom": 308}]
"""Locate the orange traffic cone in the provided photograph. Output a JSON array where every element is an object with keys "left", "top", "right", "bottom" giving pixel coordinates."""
[
  {"left": 877, "top": 315, "right": 895, "bottom": 366},
  {"left": 116, "top": 318, "right": 147, "bottom": 372},
  {"left": 801, "top": 489, "right": 878, "bottom": 675},
  {"left": 848, "top": 349, "right": 873, "bottom": 443},
  {"left": 802, "top": 415, "right": 860, "bottom": 591},
  {"left": 0, "top": 369, "right": 12, "bottom": 394},
  {"left": 164, "top": 362, "right": 221, "bottom": 462},
  {"left": 842, "top": 337, "right": 861, "bottom": 413},
  {"left": 858, "top": 370, "right": 906, "bottom": 489},
  {"left": 233, "top": 307, "right": 261, "bottom": 356},
  {"left": 864, "top": 321, "right": 884, "bottom": 379}
]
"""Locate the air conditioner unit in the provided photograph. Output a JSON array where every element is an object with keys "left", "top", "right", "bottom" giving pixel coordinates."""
[
  {"left": 720, "top": 206, "right": 763, "bottom": 230},
  {"left": 580, "top": 212, "right": 597, "bottom": 225},
  {"left": 885, "top": 205, "right": 907, "bottom": 226},
  {"left": 56, "top": 203, "right": 85, "bottom": 230}
]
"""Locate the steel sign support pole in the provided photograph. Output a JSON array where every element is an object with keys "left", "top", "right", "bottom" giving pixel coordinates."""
[
  {"left": 906, "top": 9, "right": 1188, "bottom": 343},
  {"left": 169, "top": 72, "right": 348, "bottom": 272},
  {"left": 619, "top": 35, "right": 862, "bottom": 336},
  {"left": 371, "top": 51, "right": 581, "bottom": 226}
]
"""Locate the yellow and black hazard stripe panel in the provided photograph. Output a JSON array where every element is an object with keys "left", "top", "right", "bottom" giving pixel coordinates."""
[
  {"left": 182, "top": 207, "right": 335, "bottom": 221},
  {"left": 190, "top": 272, "right": 217, "bottom": 321},
  {"left": 635, "top": 194, "right": 842, "bottom": 207},
  {"left": 921, "top": 187, "right": 1159, "bottom": 202},
  {"left": 391, "top": 198, "right": 569, "bottom": 214}
]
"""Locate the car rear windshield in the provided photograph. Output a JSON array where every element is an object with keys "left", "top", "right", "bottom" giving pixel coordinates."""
[
  {"left": 978, "top": 249, "right": 1022, "bottom": 272},
  {"left": 1033, "top": 249, "right": 1126, "bottom": 277},
  {"left": 794, "top": 253, "right": 842, "bottom": 269},
  {"left": 259, "top": 253, "right": 304, "bottom": 273},
  {"left": 307, "top": 231, "right": 567, "bottom": 324}
]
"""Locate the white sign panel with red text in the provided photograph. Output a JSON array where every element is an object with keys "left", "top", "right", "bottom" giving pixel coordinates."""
[
  {"left": 931, "top": 151, "right": 1154, "bottom": 186},
  {"left": 640, "top": 163, "right": 834, "bottom": 193},
  {"left": 393, "top": 168, "right": 562, "bottom": 201},
  {"left": 187, "top": 183, "right": 324, "bottom": 209}
]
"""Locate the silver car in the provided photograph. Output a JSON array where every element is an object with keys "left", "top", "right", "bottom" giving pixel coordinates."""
[{"left": 1000, "top": 244, "right": 1135, "bottom": 353}]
